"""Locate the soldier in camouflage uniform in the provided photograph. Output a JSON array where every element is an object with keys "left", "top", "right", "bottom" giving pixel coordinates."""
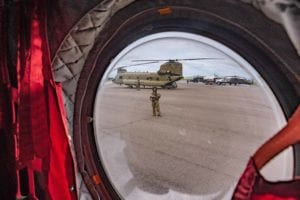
[{"left": 150, "top": 87, "right": 161, "bottom": 116}]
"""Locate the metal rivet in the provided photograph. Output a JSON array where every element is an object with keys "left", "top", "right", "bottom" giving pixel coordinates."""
[
  {"left": 86, "top": 116, "right": 93, "bottom": 123},
  {"left": 70, "top": 186, "right": 75, "bottom": 192}
]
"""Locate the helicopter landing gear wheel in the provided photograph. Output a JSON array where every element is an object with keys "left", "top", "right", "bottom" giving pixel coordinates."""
[
  {"left": 165, "top": 82, "right": 177, "bottom": 89},
  {"left": 172, "top": 82, "right": 177, "bottom": 89}
]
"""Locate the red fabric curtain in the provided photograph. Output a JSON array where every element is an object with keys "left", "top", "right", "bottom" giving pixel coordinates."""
[
  {"left": 0, "top": 0, "right": 79, "bottom": 199},
  {"left": 0, "top": 1, "right": 18, "bottom": 199}
]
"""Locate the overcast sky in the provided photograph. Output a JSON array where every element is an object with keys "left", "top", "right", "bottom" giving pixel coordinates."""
[{"left": 107, "top": 33, "right": 253, "bottom": 79}]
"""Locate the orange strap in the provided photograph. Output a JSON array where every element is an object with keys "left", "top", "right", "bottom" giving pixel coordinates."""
[{"left": 254, "top": 105, "right": 300, "bottom": 169}]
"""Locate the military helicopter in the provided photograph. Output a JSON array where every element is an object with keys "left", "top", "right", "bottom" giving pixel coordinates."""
[{"left": 112, "top": 58, "right": 217, "bottom": 89}]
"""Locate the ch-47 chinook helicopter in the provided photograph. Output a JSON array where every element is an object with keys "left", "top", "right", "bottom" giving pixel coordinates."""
[{"left": 112, "top": 58, "right": 217, "bottom": 89}]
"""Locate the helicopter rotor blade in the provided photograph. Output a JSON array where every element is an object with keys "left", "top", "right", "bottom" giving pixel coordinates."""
[
  {"left": 176, "top": 58, "right": 222, "bottom": 61},
  {"left": 124, "top": 61, "right": 159, "bottom": 67},
  {"left": 113, "top": 61, "right": 159, "bottom": 70},
  {"left": 132, "top": 58, "right": 222, "bottom": 62},
  {"left": 132, "top": 59, "right": 169, "bottom": 62}
]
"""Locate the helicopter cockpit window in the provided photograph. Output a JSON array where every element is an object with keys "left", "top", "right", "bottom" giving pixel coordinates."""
[{"left": 93, "top": 32, "right": 292, "bottom": 199}]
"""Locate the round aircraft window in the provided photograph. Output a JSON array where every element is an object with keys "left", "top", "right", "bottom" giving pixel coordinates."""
[
  {"left": 73, "top": 2, "right": 299, "bottom": 199},
  {"left": 92, "top": 32, "right": 292, "bottom": 199}
]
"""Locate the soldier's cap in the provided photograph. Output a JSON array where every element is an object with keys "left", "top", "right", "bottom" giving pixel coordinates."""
[{"left": 152, "top": 87, "right": 157, "bottom": 91}]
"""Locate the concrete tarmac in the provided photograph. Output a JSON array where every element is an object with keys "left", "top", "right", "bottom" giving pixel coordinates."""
[{"left": 94, "top": 81, "right": 287, "bottom": 200}]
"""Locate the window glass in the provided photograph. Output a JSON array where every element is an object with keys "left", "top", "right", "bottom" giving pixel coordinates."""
[{"left": 94, "top": 32, "right": 291, "bottom": 200}]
